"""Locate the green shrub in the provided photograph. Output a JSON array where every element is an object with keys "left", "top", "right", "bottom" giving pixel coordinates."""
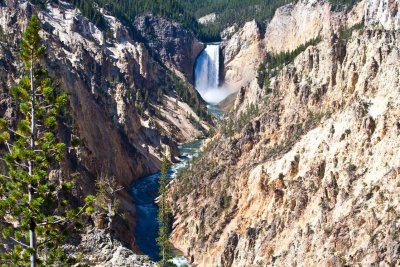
[
  {"left": 338, "top": 22, "right": 365, "bottom": 41},
  {"left": 257, "top": 36, "right": 322, "bottom": 88}
]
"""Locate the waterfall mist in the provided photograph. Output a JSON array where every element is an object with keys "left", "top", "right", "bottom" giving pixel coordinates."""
[{"left": 195, "top": 44, "right": 232, "bottom": 104}]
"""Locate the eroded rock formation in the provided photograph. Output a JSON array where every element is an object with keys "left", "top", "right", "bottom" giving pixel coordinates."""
[{"left": 170, "top": 0, "right": 400, "bottom": 266}]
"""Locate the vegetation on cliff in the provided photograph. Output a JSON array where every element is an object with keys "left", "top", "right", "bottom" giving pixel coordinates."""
[
  {"left": 338, "top": 22, "right": 365, "bottom": 41},
  {"left": 157, "top": 156, "right": 172, "bottom": 266},
  {"left": 0, "top": 16, "right": 92, "bottom": 266},
  {"left": 65, "top": 0, "right": 361, "bottom": 41},
  {"left": 31, "top": 0, "right": 362, "bottom": 43},
  {"left": 221, "top": 103, "right": 260, "bottom": 137},
  {"left": 257, "top": 36, "right": 322, "bottom": 88}
]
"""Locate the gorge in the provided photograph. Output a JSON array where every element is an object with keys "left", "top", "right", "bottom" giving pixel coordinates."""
[
  {"left": 169, "top": 0, "right": 400, "bottom": 265},
  {"left": 131, "top": 40, "right": 226, "bottom": 265},
  {"left": 131, "top": 140, "right": 203, "bottom": 266},
  {"left": 0, "top": 0, "right": 399, "bottom": 266}
]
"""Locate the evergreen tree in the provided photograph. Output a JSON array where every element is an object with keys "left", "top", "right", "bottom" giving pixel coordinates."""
[
  {"left": 144, "top": 90, "right": 149, "bottom": 107},
  {"left": 0, "top": 16, "right": 93, "bottom": 266},
  {"left": 157, "top": 88, "right": 163, "bottom": 105},
  {"left": 95, "top": 173, "right": 124, "bottom": 246},
  {"left": 156, "top": 156, "right": 172, "bottom": 266},
  {"left": 135, "top": 90, "right": 144, "bottom": 114}
]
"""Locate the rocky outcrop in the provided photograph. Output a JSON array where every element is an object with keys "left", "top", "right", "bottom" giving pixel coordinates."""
[
  {"left": 365, "top": 0, "right": 400, "bottom": 29},
  {"left": 264, "top": 0, "right": 334, "bottom": 53},
  {"left": 134, "top": 14, "right": 204, "bottom": 83},
  {"left": 66, "top": 228, "right": 158, "bottom": 267},
  {"left": 198, "top": 13, "right": 217, "bottom": 25},
  {"left": 170, "top": 0, "right": 400, "bottom": 266}
]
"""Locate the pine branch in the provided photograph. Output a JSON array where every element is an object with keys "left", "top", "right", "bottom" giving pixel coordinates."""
[
  {"left": 38, "top": 203, "right": 89, "bottom": 227},
  {"left": 0, "top": 158, "right": 26, "bottom": 168}
]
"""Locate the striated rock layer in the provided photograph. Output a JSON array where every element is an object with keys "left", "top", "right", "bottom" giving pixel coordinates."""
[
  {"left": 221, "top": 20, "right": 265, "bottom": 91},
  {"left": 220, "top": 0, "right": 365, "bottom": 92},
  {"left": 170, "top": 0, "right": 400, "bottom": 266}
]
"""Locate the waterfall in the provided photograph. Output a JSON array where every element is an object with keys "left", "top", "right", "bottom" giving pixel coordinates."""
[
  {"left": 194, "top": 44, "right": 222, "bottom": 103},
  {"left": 195, "top": 44, "right": 219, "bottom": 93}
]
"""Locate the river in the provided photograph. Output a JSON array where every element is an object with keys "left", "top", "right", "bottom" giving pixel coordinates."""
[
  {"left": 130, "top": 139, "right": 203, "bottom": 266},
  {"left": 131, "top": 41, "right": 223, "bottom": 266}
]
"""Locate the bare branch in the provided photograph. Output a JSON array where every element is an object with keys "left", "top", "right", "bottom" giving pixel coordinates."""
[
  {"left": 5, "top": 141, "right": 12, "bottom": 154},
  {"left": 7, "top": 128, "right": 28, "bottom": 139},
  {"left": 0, "top": 174, "right": 13, "bottom": 180},
  {"left": 114, "top": 186, "right": 124, "bottom": 193},
  {"left": 37, "top": 217, "right": 65, "bottom": 226},
  {"left": 10, "top": 237, "right": 30, "bottom": 248},
  {"left": 38, "top": 204, "right": 88, "bottom": 226},
  {"left": 13, "top": 161, "right": 29, "bottom": 169}
]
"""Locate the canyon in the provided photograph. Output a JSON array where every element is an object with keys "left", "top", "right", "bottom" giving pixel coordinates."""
[
  {"left": 0, "top": 0, "right": 399, "bottom": 266},
  {"left": 169, "top": 0, "right": 400, "bottom": 266}
]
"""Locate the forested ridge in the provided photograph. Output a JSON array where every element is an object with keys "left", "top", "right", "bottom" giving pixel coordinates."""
[{"left": 34, "top": 0, "right": 359, "bottom": 42}]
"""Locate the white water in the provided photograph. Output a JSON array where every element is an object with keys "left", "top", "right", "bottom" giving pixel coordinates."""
[
  {"left": 195, "top": 44, "right": 232, "bottom": 104},
  {"left": 170, "top": 256, "right": 190, "bottom": 267},
  {"left": 195, "top": 44, "right": 220, "bottom": 93}
]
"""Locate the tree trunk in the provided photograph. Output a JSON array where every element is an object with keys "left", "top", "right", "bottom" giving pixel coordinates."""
[
  {"left": 29, "top": 57, "right": 37, "bottom": 267},
  {"left": 107, "top": 202, "right": 113, "bottom": 246}
]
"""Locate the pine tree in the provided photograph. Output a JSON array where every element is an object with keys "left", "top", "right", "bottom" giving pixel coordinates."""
[
  {"left": 135, "top": 90, "right": 143, "bottom": 114},
  {"left": 156, "top": 156, "right": 172, "bottom": 266},
  {"left": 95, "top": 173, "right": 124, "bottom": 246},
  {"left": 0, "top": 16, "right": 93, "bottom": 266},
  {"left": 157, "top": 87, "right": 163, "bottom": 105}
]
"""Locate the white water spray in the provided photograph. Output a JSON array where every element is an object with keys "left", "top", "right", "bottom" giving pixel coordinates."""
[{"left": 195, "top": 44, "right": 232, "bottom": 104}]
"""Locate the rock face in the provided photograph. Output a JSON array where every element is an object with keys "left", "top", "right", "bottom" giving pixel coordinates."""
[
  {"left": 365, "top": 0, "right": 400, "bottom": 29},
  {"left": 0, "top": 0, "right": 210, "bottom": 262},
  {"left": 264, "top": 0, "right": 334, "bottom": 53},
  {"left": 170, "top": 0, "right": 400, "bottom": 266},
  {"left": 221, "top": 20, "right": 265, "bottom": 91},
  {"left": 220, "top": 0, "right": 364, "bottom": 94},
  {"left": 134, "top": 14, "right": 204, "bottom": 83},
  {"left": 198, "top": 13, "right": 217, "bottom": 25}
]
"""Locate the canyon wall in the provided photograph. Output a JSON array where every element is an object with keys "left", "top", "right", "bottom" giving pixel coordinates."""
[
  {"left": 220, "top": 0, "right": 365, "bottom": 93},
  {"left": 0, "top": 0, "right": 208, "bottom": 264},
  {"left": 134, "top": 14, "right": 204, "bottom": 83},
  {"left": 221, "top": 20, "right": 265, "bottom": 91},
  {"left": 170, "top": 0, "right": 400, "bottom": 266}
]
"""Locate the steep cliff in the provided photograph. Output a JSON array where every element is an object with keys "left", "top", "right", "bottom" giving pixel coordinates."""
[
  {"left": 221, "top": 20, "right": 265, "bottom": 91},
  {"left": 220, "top": 0, "right": 362, "bottom": 93},
  {"left": 0, "top": 0, "right": 209, "bottom": 263},
  {"left": 134, "top": 14, "right": 204, "bottom": 83},
  {"left": 170, "top": 0, "right": 400, "bottom": 266}
]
